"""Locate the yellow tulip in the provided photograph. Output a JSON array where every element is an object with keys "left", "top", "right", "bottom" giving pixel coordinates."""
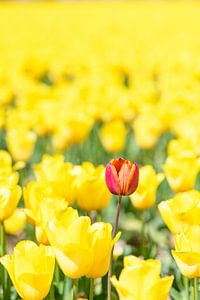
[
  {"left": 23, "top": 181, "right": 56, "bottom": 216},
  {"left": 24, "top": 181, "right": 68, "bottom": 244},
  {"left": 23, "top": 181, "right": 67, "bottom": 223},
  {"left": 6, "top": 128, "right": 36, "bottom": 161},
  {"left": 172, "top": 226, "right": 200, "bottom": 278},
  {"left": 0, "top": 150, "right": 13, "bottom": 180},
  {"left": 4, "top": 208, "right": 26, "bottom": 235},
  {"left": 46, "top": 207, "right": 92, "bottom": 279},
  {"left": 86, "top": 222, "right": 120, "bottom": 278},
  {"left": 158, "top": 190, "right": 200, "bottom": 234},
  {"left": 53, "top": 113, "right": 93, "bottom": 149},
  {"left": 0, "top": 177, "right": 22, "bottom": 222},
  {"left": 133, "top": 111, "right": 164, "bottom": 149},
  {"left": 76, "top": 162, "right": 111, "bottom": 211},
  {"left": 111, "top": 256, "right": 173, "bottom": 300},
  {"left": 35, "top": 197, "right": 68, "bottom": 245},
  {"left": 167, "top": 138, "right": 199, "bottom": 159},
  {"left": 130, "top": 165, "right": 164, "bottom": 210},
  {"left": 46, "top": 207, "right": 118, "bottom": 279},
  {"left": 33, "top": 154, "right": 77, "bottom": 205},
  {"left": 99, "top": 120, "right": 127, "bottom": 153},
  {"left": 163, "top": 155, "right": 199, "bottom": 192},
  {"left": 0, "top": 240, "right": 55, "bottom": 300}
]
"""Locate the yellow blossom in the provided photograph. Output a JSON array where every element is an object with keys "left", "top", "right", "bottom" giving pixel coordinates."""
[
  {"left": 4, "top": 208, "right": 26, "bottom": 235},
  {"left": 99, "top": 120, "right": 127, "bottom": 153},
  {"left": 172, "top": 226, "right": 200, "bottom": 278},
  {"left": 0, "top": 240, "right": 55, "bottom": 300},
  {"left": 0, "top": 175, "right": 22, "bottom": 222},
  {"left": 76, "top": 162, "right": 111, "bottom": 211},
  {"left": 24, "top": 181, "right": 68, "bottom": 244},
  {"left": 33, "top": 154, "right": 77, "bottom": 205},
  {"left": 158, "top": 190, "right": 200, "bottom": 234},
  {"left": 46, "top": 207, "right": 92, "bottom": 279},
  {"left": 111, "top": 256, "right": 173, "bottom": 300},
  {"left": 163, "top": 155, "right": 199, "bottom": 192},
  {"left": 130, "top": 165, "right": 164, "bottom": 210},
  {"left": 6, "top": 128, "right": 36, "bottom": 161},
  {"left": 86, "top": 222, "right": 120, "bottom": 278}
]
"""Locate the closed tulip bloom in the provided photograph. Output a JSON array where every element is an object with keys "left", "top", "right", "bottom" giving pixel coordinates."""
[
  {"left": 163, "top": 155, "right": 199, "bottom": 192},
  {"left": 35, "top": 197, "right": 68, "bottom": 245},
  {"left": 0, "top": 240, "right": 55, "bottom": 300},
  {"left": 46, "top": 207, "right": 92, "bottom": 279},
  {"left": 99, "top": 120, "right": 127, "bottom": 153},
  {"left": 111, "top": 256, "right": 173, "bottom": 300},
  {"left": 172, "top": 226, "right": 200, "bottom": 278},
  {"left": 133, "top": 112, "right": 164, "bottom": 149},
  {"left": 6, "top": 128, "right": 36, "bottom": 161},
  {"left": 86, "top": 222, "right": 120, "bottom": 278},
  {"left": 105, "top": 158, "right": 139, "bottom": 196},
  {"left": 24, "top": 181, "right": 68, "bottom": 244},
  {"left": 33, "top": 154, "right": 77, "bottom": 205},
  {"left": 4, "top": 208, "right": 26, "bottom": 236},
  {"left": 23, "top": 181, "right": 58, "bottom": 219},
  {"left": 0, "top": 177, "right": 22, "bottom": 222},
  {"left": 52, "top": 113, "right": 93, "bottom": 152},
  {"left": 130, "top": 165, "right": 164, "bottom": 210},
  {"left": 167, "top": 138, "right": 199, "bottom": 159},
  {"left": 158, "top": 190, "right": 200, "bottom": 234},
  {"left": 76, "top": 162, "right": 111, "bottom": 211},
  {"left": 0, "top": 150, "right": 13, "bottom": 179}
]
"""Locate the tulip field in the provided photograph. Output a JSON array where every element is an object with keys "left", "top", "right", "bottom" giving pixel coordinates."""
[{"left": 1, "top": 1, "right": 200, "bottom": 299}]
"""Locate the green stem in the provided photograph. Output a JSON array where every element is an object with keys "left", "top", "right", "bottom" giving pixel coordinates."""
[
  {"left": 0, "top": 223, "right": 9, "bottom": 300},
  {"left": 192, "top": 278, "right": 198, "bottom": 300},
  {"left": 48, "top": 283, "right": 54, "bottom": 300},
  {"left": 89, "top": 210, "right": 97, "bottom": 223},
  {"left": 140, "top": 211, "right": 146, "bottom": 257},
  {"left": 184, "top": 277, "right": 189, "bottom": 300},
  {"left": 63, "top": 277, "right": 72, "bottom": 299},
  {"left": 0, "top": 223, "right": 5, "bottom": 256},
  {"left": 55, "top": 263, "right": 60, "bottom": 291},
  {"left": 89, "top": 278, "right": 94, "bottom": 300},
  {"left": 96, "top": 210, "right": 102, "bottom": 222},
  {"left": 73, "top": 278, "right": 78, "bottom": 300},
  {"left": 107, "top": 195, "right": 122, "bottom": 300}
]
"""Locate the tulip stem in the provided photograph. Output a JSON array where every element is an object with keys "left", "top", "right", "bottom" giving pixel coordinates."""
[
  {"left": 73, "top": 279, "right": 78, "bottom": 300},
  {"left": 107, "top": 195, "right": 122, "bottom": 300},
  {"left": 89, "top": 278, "right": 94, "bottom": 300},
  {"left": 0, "top": 223, "right": 9, "bottom": 300},
  {"left": 48, "top": 283, "right": 54, "bottom": 300},
  {"left": 140, "top": 211, "right": 146, "bottom": 257},
  {"left": 191, "top": 278, "right": 198, "bottom": 300},
  {"left": 184, "top": 277, "right": 189, "bottom": 300},
  {"left": 0, "top": 222, "right": 7, "bottom": 256}
]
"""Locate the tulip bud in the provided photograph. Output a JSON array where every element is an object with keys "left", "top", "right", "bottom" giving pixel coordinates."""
[{"left": 105, "top": 158, "right": 139, "bottom": 196}]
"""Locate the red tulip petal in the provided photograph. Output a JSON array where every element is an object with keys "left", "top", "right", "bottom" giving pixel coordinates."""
[
  {"left": 105, "top": 164, "right": 120, "bottom": 195},
  {"left": 127, "top": 163, "right": 139, "bottom": 195}
]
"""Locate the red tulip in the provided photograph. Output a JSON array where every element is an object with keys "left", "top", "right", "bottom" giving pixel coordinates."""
[{"left": 105, "top": 158, "right": 139, "bottom": 196}]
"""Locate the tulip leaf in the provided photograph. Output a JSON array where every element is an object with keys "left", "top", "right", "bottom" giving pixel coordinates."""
[{"left": 170, "top": 287, "right": 183, "bottom": 300}]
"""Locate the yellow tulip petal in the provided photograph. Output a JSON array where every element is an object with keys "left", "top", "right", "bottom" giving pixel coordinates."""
[
  {"left": 111, "top": 275, "right": 135, "bottom": 300},
  {"left": 172, "top": 250, "right": 200, "bottom": 278},
  {"left": 54, "top": 246, "right": 92, "bottom": 279},
  {"left": 147, "top": 276, "right": 174, "bottom": 300}
]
